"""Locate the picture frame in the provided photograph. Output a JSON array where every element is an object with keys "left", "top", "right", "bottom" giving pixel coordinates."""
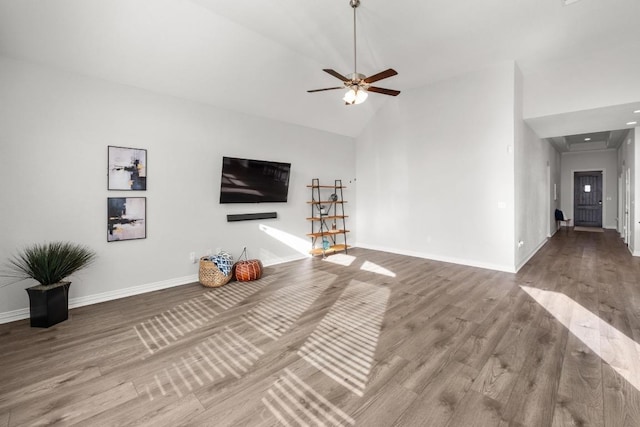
[
  {"left": 108, "top": 146, "right": 147, "bottom": 190},
  {"left": 107, "top": 197, "right": 146, "bottom": 242}
]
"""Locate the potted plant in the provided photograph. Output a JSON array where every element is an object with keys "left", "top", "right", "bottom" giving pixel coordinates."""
[{"left": 4, "top": 241, "right": 96, "bottom": 328}]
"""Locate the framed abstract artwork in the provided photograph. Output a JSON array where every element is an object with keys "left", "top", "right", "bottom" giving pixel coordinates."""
[
  {"left": 108, "top": 146, "right": 147, "bottom": 190},
  {"left": 107, "top": 197, "right": 146, "bottom": 242}
]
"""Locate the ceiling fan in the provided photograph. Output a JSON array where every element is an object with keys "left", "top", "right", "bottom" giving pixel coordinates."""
[{"left": 307, "top": 0, "right": 400, "bottom": 105}]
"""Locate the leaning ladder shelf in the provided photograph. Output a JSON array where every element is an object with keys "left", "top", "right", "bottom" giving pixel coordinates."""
[{"left": 306, "top": 178, "right": 350, "bottom": 256}]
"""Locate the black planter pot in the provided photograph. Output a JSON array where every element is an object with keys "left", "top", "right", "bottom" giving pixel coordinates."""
[{"left": 26, "top": 282, "right": 71, "bottom": 328}]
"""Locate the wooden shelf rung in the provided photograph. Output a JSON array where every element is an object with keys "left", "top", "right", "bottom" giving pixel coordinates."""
[
  {"left": 307, "top": 201, "right": 346, "bottom": 204},
  {"left": 306, "top": 230, "right": 350, "bottom": 238},
  {"left": 309, "top": 244, "right": 351, "bottom": 256},
  {"left": 306, "top": 215, "right": 349, "bottom": 221}
]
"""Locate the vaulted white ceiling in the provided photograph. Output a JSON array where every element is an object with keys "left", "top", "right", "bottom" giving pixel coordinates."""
[{"left": 0, "top": 0, "right": 639, "bottom": 138}]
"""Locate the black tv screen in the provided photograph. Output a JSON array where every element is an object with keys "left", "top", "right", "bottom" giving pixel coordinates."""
[{"left": 220, "top": 156, "right": 291, "bottom": 203}]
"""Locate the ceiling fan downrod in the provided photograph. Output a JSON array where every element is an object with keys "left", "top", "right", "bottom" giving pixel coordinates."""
[{"left": 350, "top": 0, "right": 360, "bottom": 76}]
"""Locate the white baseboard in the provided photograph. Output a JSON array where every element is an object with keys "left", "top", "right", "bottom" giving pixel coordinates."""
[
  {"left": 0, "top": 254, "right": 308, "bottom": 326},
  {"left": 515, "top": 238, "right": 548, "bottom": 272},
  {"left": 68, "top": 274, "right": 199, "bottom": 309},
  {"left": 0, "top": 275, "right": 198, "bottom": 325},
  {"left": 0, "top": 307, "right": 30, "bottom": 325},
  {"left": 262, "top": 253, "right": 309, "bottom": 267},
  {"left": 355, "top": 242, "right": 516, "bottom": 273}
]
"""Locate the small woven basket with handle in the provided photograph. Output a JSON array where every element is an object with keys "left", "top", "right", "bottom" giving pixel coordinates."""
[{"left": 199, "top": 257, "right": 232, "bottom": 288}]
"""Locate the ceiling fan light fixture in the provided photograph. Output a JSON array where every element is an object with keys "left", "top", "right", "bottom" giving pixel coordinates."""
[
  {"left": 343, "top": 87, "right": 368, "bottom": 105},
  {"left": 343, "top": 89, "right": 356, "bottom": 104}
]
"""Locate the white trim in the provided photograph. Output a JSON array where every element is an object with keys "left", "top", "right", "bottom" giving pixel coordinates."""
[
  {"left": 0, "top": 275, "right": 198, "bottom": 325},
  {"left": 0, "top": 307, "right": 30, "bottom": 325},
  {"left": 562, "top": 148, "right": 617, "bottom": 155},
  {"left": 515, "top": 237, "right": 548, "bottom": 272},
  {"left": 68, "top": 274, "right": 198, "bottom": 309},
  {"left": 355, "top": 242, "right": 516, "bottom": 273},
  {"left": 262, "top": 254, "right": 308, "bottom": 267},
  {"left": 0, "top": 254, "right": 307, "bottom": 325}
]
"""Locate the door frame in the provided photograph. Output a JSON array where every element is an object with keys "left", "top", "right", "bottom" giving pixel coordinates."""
[
  {"left": 625, "top": 167, "right": 630, "bottom": 244},
  {"left": 571, "top": 168, "right": 606, "bottom": 228},
  {"left": 547, "top": 162, "right": 551, "bottom": 237},
  {"left": 618, "top": 172, "right": 623, "bottom": 236}
]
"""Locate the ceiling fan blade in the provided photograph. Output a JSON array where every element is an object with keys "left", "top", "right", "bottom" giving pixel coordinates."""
[
  {"left": 323, "top": 69, "right": 351, "bottom": 82},
  {"left": 368, "top": 86, "right": 401, "bottom": 96},
  {"left": 363, "top": 68, "right": 398, "bottom": 84},
  {"left": 307, "top": 87, "right": 344, "bottom": 93}
]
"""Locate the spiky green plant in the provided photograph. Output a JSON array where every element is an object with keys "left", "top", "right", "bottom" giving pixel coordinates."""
[{"left": 5, "top": 242, "right": 96, "bottom": 286}]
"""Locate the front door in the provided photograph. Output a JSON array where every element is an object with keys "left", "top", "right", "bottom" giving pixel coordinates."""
[{"left": 574, "top": 171, "right": 603, "bottom": 227}]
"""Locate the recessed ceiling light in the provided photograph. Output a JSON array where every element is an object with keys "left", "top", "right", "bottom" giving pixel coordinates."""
[
  {"left": 627, "top": 121, "right": 638, "bottom": 126},
  {"left": 584, "top": 138, "right": 591, "bottom": 141},
  {"left": 634, "top": 110, "right": 640, "bottom": 114}
]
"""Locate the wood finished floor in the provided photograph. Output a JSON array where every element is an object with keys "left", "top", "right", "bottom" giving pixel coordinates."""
[{"left": 2, "top": 230, "right": 640, "bottom": 426}]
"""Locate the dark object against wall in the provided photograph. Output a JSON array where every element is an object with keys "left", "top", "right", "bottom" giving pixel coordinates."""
[
  {"left": 227, "top": 212, "right": 277, "bottom": 222},
  {"left": 26, "top": 282, "right": 71, "bottom": 328},
  {"left": 219, "top": 157, "right": 290, "bottom": 203}
]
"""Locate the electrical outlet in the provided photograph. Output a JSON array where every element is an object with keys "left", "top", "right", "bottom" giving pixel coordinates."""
[{"left": 189, "top": 252, "right": 196, "bottom": 263}]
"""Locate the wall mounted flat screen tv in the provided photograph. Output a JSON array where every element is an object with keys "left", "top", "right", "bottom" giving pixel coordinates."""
[{"left": 220, "top": 156, "right": 291, "bottom": 203}]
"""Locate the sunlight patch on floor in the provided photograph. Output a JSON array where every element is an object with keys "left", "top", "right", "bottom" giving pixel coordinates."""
[
  {"left": 134, "top": 295, "right": 218, "bottom": 354},
  {"left": 134, "top": 279, "right": 267, "bottom": 354},
  {"left": 322, "top": 253, "right": 356, "bottom": 266},
  {"left": 360, "top": 260, "right": 396, "bottom": 277},
  {"left": 142, "top": 325, "right": 264, "bottom": 400},
  {"left": 259, "top": 224, "right": 312, "bottom": 256},
  {"left": 263, "top": 368, "right": 355, "bottom": 427},
  {"left": 138, "top": 271, "right": 338, "bottom": 401},
  {"left": 521, "top": 285, "right": 640, "bottom": 392},
  {"left": 203, "top": 280, "right": 266, "bottom": 310},
  {"left": 322, "top": 255, "right": 397, "bottom": 278},
  {"left": 298, "top": 280, "right": 390, "bottom": 396},
  {"left": 242, "top": 273, "right": 334, "bottom": 340}
]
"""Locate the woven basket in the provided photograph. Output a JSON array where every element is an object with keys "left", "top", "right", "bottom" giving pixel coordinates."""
[{"left": 199, "top": 257, "right": 232, "bottom": 288}]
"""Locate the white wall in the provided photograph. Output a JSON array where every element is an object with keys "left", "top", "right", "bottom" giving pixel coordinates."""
[
  {"left": 559, "top": 150, "right": 618, "bottom": 229},
  {"left": 514, "top": 65, "right": 561, "bottom": 270},
  {"left": 620, "top": 128, "right": 640, "bottom": 253},
  {"left": 515, "top": 121, "right": 559, "bottom": 270},
  {"left": 0, "top": 56, "right": 356, "bottom": 321},
  {"left": 627, "top": 127, "right": 640, "bottom": 256},
  {"left": 355, "top": 62, "right": 516, "bottom": 272},
  {"left": 617, "top": 128, "right": 640, "bottom": 253},
  {"left": 523, "top": 41, "right": 640, "bottom": 119},
  {"left": 617, "top": 129, "right": 636, "bottom": 250}
]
